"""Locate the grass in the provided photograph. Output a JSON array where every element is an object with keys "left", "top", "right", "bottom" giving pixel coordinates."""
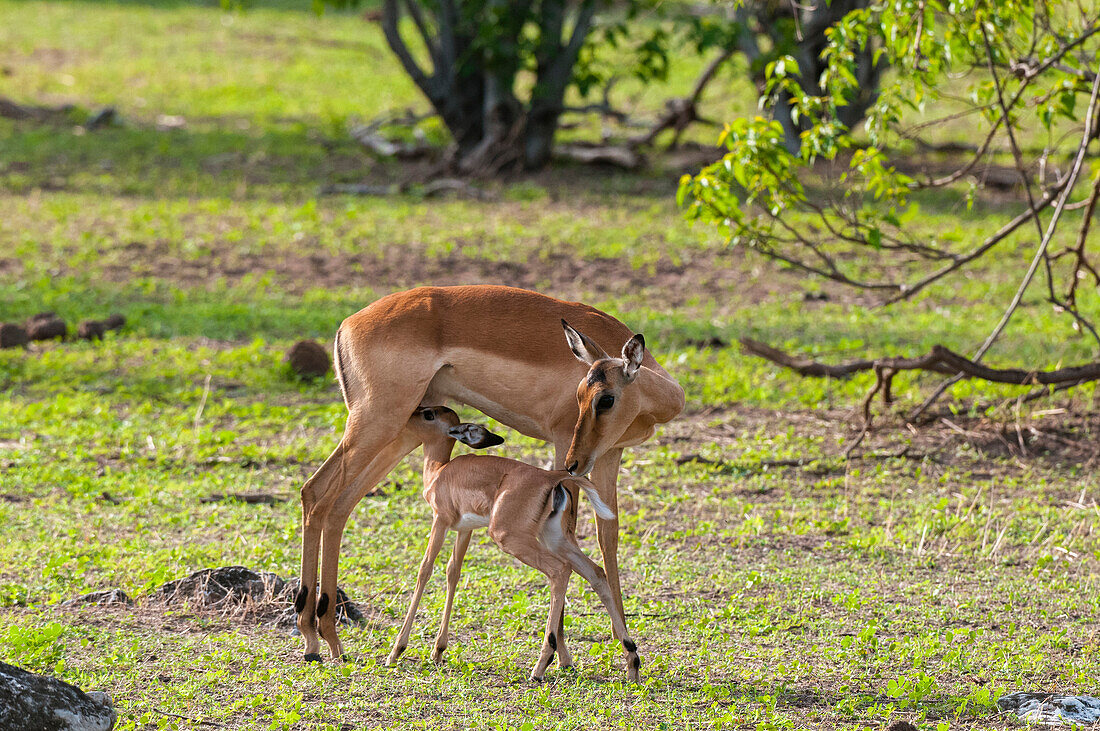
[{"left": 1, "top": 0, "right": 1099, "bottom": 729}]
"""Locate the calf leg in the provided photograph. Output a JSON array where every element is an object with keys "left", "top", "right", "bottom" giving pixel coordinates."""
[
  {"left": 489, "top": 526, "right": 570, "bottom": 682},
  {"left": 432, "top": 530, "right": 472, "bottom": 663},
  {"left": 542, "top": 487, "right": 641, "bottom": 682},
  {"left": 387, "top": 520, "right": 449, "bottom": 665}
]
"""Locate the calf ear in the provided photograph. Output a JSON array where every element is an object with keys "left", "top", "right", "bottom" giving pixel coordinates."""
[
  {"left": 621, "top": 333, "right": 645, "bottom": 383},
  {"left": 448, "top": 424, "right": 506, "bottom": 449},
  {"left": 562, "top": 319, "right": 610, "bottom": 366}
]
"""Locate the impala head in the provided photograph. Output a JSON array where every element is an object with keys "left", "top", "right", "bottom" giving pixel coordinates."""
[
  {"left": 561, "top": 320, "right": 645, "bottom": 476},
  {"left": 409, "top": 406, "right": 505, "bottom": 450}
]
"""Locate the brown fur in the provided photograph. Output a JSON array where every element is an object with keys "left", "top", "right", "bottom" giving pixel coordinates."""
[
  {"left": 386, "top": 408, "right": 641, "bottom": 681},
  {"left": 295, "top": 285, "right": 684, "bottom": 661}
]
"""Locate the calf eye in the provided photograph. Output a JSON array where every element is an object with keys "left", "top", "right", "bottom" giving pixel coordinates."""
[
  {"left": 596, "top": 394, "right": 615, "bottom": 411},
  {"left": 422, "top": 410, "right": 435, "bottom": 421}
]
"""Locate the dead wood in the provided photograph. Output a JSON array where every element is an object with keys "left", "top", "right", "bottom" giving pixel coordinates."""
[
  {"left": 554, "top": 143, "right": 643, "bottom": 169},
  {"left": 319, "top": 179, "right": 492, "bottom": 200},
  {"left": 741, "top": 337, "right": 1100, "bottom": 388},
  {"left": 739, "top": 337, "right": 875, "bottom": 378},
  {"left": 740, "top": 336, "right": 1100, "bottom": 453}
]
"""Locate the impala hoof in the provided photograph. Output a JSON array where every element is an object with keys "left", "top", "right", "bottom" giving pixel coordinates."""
[
  {"left": 626, "top": 654, "right": 641, "bottom": 682},
  {"left": 303, "top": 653, "right": 323, "bottom": 663}
]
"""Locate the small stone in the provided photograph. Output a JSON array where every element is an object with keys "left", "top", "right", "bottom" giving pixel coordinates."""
[
  {"left": 62, "top": 589, "right": 133, "bottom": 607},
  {"left": 25, "top": 314, "right": 66, "bottom": 341},
  {"left": 884, "top": 721, "right": 919, "bottom": 731},
  {"left": 77, "top": 320, "right": 106, "bottom": 341},
  {"left": 0, "top": 323, "right": 28, "bottom": 349},
  {"left": 286, "top": 340, "right": 330, "bottom": 379},
  {"left": 102, "top": 314, "right": 125, "bottom": 331}
]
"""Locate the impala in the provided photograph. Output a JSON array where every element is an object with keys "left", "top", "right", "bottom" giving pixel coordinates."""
[
  {"left": 294, "top": 285, "right": 684, "bottom": 661},
  {"left": 386, "top": 406, "right": 641, "bottom": 681}
]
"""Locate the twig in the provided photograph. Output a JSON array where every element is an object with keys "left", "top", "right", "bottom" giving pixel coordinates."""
[
  {"left": 739, "top": 338, "right": 874, "bottom": 378},
  {"left": 152, "top": 709, "right": 224, "bottom": 728},
  {"left": 630, "top": 48, "right": 734, "bottom": 149}
]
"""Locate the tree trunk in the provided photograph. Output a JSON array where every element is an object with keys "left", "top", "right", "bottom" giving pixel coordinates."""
[{"left": 797, "top": 0, "right": 883, "bottom": 132}]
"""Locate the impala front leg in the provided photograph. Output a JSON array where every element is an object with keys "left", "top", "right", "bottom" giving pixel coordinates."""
[
  {"left": 432, "top": 529, "right": 472, "bottom": 663},
  {"left": 389, "top": 521, "right": 449, "bottom": 665},
  {"left": 551, "top": 440, "right": 578, "bottom": 665},
  {"left": 590, "top": 448, "right": 625, "bottom": 631}
]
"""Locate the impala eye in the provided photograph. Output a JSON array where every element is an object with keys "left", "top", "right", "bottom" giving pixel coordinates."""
[{"left": 596, "top": 394, "right": 615, "bottom": 411}]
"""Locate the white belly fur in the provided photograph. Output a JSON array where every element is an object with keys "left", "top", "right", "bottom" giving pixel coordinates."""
[{"left": 453, "top": 512, "right": 490, "bottom": 531}]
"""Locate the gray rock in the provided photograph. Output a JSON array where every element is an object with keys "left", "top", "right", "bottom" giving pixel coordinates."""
[
  {"left": 998, "top": 691, "right": 1100, "bottom": 726},
  {"left": 152, "top": 566, "right": 285, "bottom": 607},
  {"left": 0, "top": 662, "right": 116, "bottom": 730},
  {"left": 147, "top": 566, "right": 364, "bottom": 630},
  {"left": 62, "top": 589, "right": 132, "bottom": 607}
]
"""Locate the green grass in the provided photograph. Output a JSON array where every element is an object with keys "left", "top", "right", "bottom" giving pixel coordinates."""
[{"left": 2, "top": 1, "right": 1099, "bottom": 729}]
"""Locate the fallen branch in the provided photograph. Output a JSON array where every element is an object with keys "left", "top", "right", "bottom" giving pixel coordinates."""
[
  {"left": 740, "top": 336, "right": 1100, "bottom": 452},
  {"left": 630, "top": 48, "right": 733, "bottom": 150},
  {"left": 318, "top": 178, "right": 493, "bottom": 200},
  {"left": 741, "top": 337, "right": 1100, "bottom": 388},
  {"left": 739, "top": 338, "right": 875, "bottom": 378},
  {"left": 554, "top": 143, "right": 643, "bottom": 169},
  {"left": 348, "top": 108, "right": 438, "bottom": 160}
]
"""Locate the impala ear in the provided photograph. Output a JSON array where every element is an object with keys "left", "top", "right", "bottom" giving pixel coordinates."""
[
  {"left": 448, "top": 424, "right": 505, "bottom": 449},
  {"left": 561, "top": 319, "right": 609, "bottom": 366},
  {"left": 621, "top": 333, "right": 645, "bottom": 383}
]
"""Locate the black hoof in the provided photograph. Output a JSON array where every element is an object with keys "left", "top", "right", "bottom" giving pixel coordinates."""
[{"left": 303, "top": 653, "right": 323, "bottom": 663}]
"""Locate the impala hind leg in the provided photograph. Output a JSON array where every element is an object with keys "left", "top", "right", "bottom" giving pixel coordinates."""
[
  {"left": 489, "top": 524, "right": 571, "bottom": 681},
  {"left": 388, "top": 520, "right": 449, "bottom": 665},
  {"left": 315, "top": 426, "right": 423, "bottom": 660},
  {"left": 549, "top": 517, "right": 641, "bottom": 682},
  {"left": 432, "top": 529, "right": 472, "bottom": 664}
]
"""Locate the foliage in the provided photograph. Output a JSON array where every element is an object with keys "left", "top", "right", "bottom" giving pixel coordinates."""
[
  {"left": 348, "top": 0, "right": 677, "bottom": 170},
  {"left": 681, "top": 0, "right": 1100, "bottom": 349}
]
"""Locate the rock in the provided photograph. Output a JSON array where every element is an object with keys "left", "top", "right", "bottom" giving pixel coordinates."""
[
  {"left": 884, "top": 721, "right": 919, "bottom": 731},
  {"left": 286, "top": 340, "right": 330, "bottom": 379},
  {"left": 0, "top": 323, "right": 29, "bottom": 349},
  {"left": 0, "top": 661, "right": 117, "bottom": 730},
  {"left": 76, "top": 321, "right": 106, "bottom": 341},
  {"left": 998, "top": 691, "right": 1100, "bottom": 726},
  {"left": 148, "top": 566, "right": 364, "bottom": 629},
  {"left": 102, "top": 314, "right": 125, "bottom": 331},
  {"left": 152, "top": 566, "right": 286, "bottom": 608},
  {"left": 62, "top": 589, "right": 133, "bottom": 607},
  {"left": 25, "top": 313, "right": 67, "bottom": 341}
]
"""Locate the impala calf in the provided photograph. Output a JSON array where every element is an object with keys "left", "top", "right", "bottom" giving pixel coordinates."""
[{"left": 386, "top": 406, "right": 641, "bottom": 682}]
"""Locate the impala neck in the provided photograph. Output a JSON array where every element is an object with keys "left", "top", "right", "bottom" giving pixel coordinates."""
[{"left": 421, "top": 437, "right": 457, "bottom": 484}]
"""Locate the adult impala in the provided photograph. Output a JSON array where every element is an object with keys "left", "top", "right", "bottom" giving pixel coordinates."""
[{"left": 295, "top": 285, "right": 685, "bottom": 661}]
